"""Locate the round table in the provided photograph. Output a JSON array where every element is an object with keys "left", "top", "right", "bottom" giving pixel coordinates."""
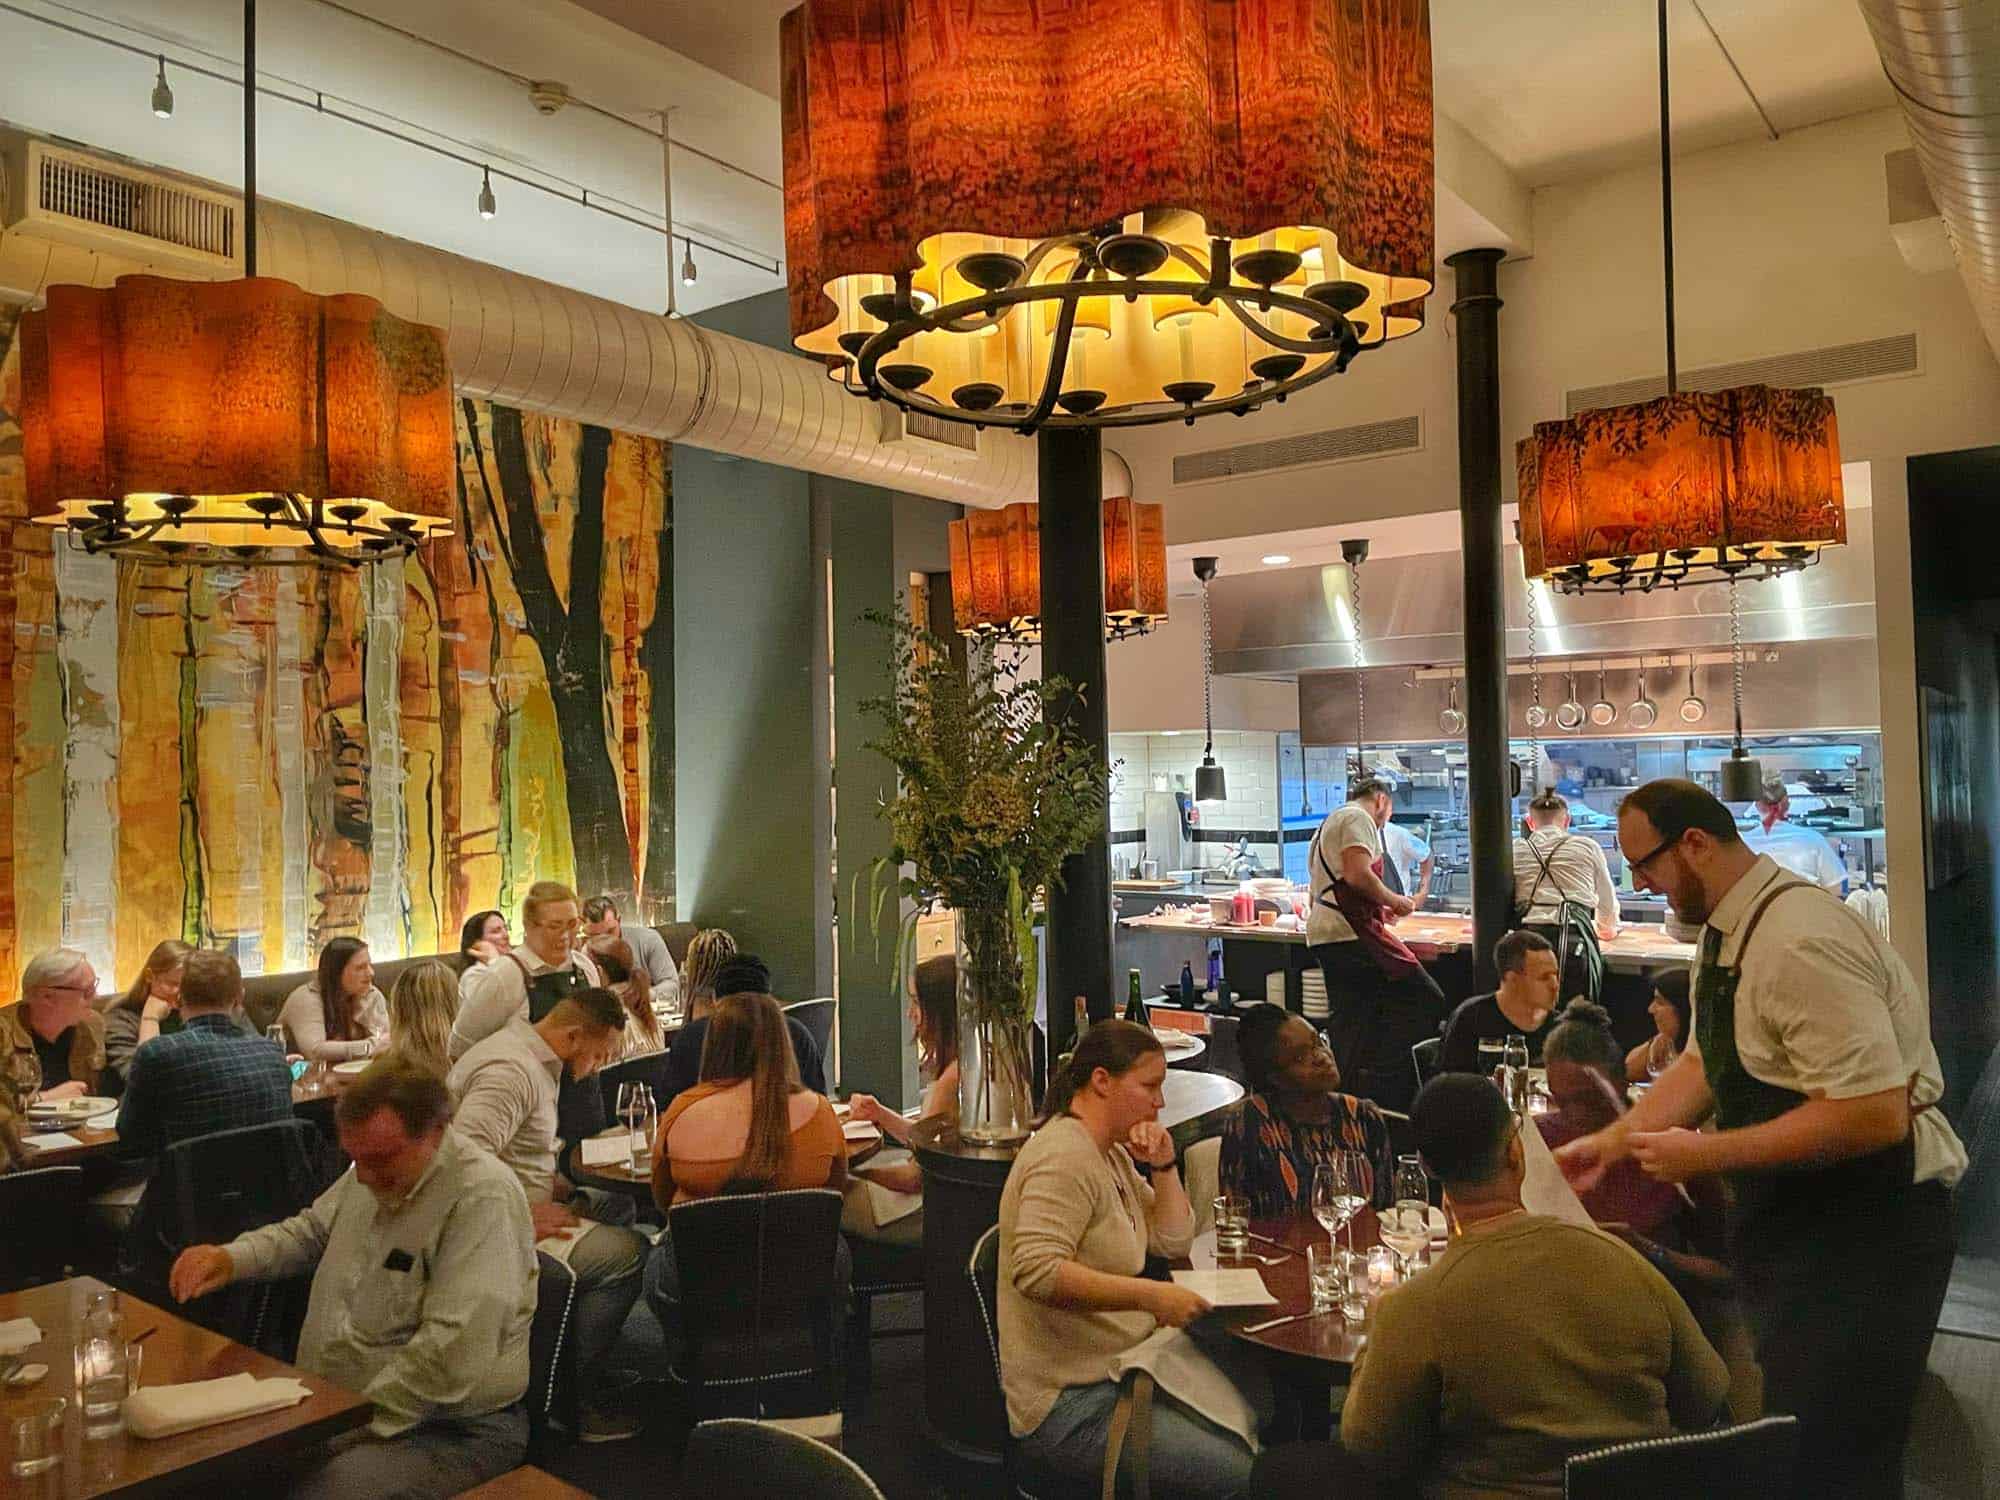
[
  {"left": 1160, "top": 1034, "right": 1207, "bottom": 1068},
  {"left": 1159, "top": 1069, "right": 1243, "bottom": 1148},
  {"left": 569, "top": 1125, "right": 882, "bottom": 1201}
]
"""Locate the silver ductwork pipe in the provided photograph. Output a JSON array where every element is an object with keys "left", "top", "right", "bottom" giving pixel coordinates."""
[
  {"left": 1858, "top": 0, "right": 2000, "bottom": 365},
  {"left": 0, "top": 192, "right": 1039, "bottom": 509}
]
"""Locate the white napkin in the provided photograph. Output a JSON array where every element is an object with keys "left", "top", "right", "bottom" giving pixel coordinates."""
[
  {"left": 0, "top": 1318, "right": 42, "bottom": 1356},
  {"left": 1519, "top": 1116, "right": 1595, "bottom": 1227},
  {"left": 21, "top": 1132, "right": 80, "bottom": 1151},
  {"left": 123, "top": 1371, "right": 311, "bottom": 1439},
  {"left": 861, "top": 1178, "right": 923, "bottom": 1226},
  {"left": 1110, "top": 1326, "right": 1263, "bottom": 1454}
]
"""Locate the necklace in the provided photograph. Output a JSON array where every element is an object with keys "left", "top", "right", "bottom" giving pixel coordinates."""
[{"left": 1447, "top": 1203, "right": 1528, "bottom": 1238}]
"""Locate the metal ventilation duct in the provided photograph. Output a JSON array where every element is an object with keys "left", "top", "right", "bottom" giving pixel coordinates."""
[
  {"left": 1857, "top": 0, "right": 2000, "bottom": 367},
  {"left": 0, "top": 131, "right": 1037, "bottom": 509}
]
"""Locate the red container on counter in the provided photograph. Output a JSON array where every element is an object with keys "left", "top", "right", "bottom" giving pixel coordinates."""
[{"left": 1231, "top": 888, "right": 1256, "bottom": 925}]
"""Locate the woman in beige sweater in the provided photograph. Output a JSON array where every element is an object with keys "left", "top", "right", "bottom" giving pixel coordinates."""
[{"left": 999, "top": 1020, "right": 1254, "bottom": 1499}]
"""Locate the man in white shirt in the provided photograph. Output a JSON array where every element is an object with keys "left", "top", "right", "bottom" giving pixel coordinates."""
[
  {"left": 582, "top": 895, "right": 680, "bottom": 1008},
  {"left": 1745, "top": 778, "right": 1847, "bottom": 893},
  {"left": 1559, "top": 779, "right": 1963, "bottom": 1500},
  {"left": 1306, "top": 777, "right": 1446, "bottom": 1111},
  {"left": 1511, "top": 792, "right": 1620, "bottom": 1003},
  {"left": 452, "top": 880, "right": 603, "bottom": 1061},
  {"left": 1381, "top": 819, "right": 1434, "bottom": 907},
  {"left": 448, "top": 986, "right": 645, "bottom": 1444}
]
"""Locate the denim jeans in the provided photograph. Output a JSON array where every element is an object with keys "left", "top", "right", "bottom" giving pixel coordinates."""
[
  {"left": 1020, "top": 1380, "right": 1255, "bottom": 1500},
  {"left": 551, "top": 1219, "right": 647, "bottom": 1408},
  {"left": 288, "top": 1403, "right": 526, "bottom": 1500}
]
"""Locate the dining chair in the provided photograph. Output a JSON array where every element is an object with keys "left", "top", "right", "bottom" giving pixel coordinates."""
[
  {"left": 1563, "top": 1415, "right": 1799, "bottom": 1498},
  {"left": 1183, "top": 1137, "right": 1222, "bottom": 1235},
  {"left": 668, "top": 1187, "right": 845, "bottom": 1422},
  {"left": 1411, "top": 1035, "right": 1443, "bottom": 1093},
  {"left": 783, "top": 998, "right": 838, "bottom": 1060},
  {"left": 843, "top": 1230, "right": 924, "bottom": 1399},
  {"left": 1206, "top": 1014, "right": 1243, "bottom": 1082},
  {"left": 0, "top": 1166, "right": 86, "bottom": 1292},
  {"left": 527, "top": 1251, "right": 581, "bottom": 1461},
  {"left": 681, "top": 1417, "right": 885, "bottom": 1498},
  {"left": 968, "top": 1225, "right": 1153, "bottom": 1500}
]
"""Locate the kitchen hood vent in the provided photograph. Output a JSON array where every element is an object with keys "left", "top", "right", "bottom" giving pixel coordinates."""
[
  {"left": 1564, "top": 332, "right": 1919, "bottom": 415},
  {"left": 1171, "top": 414, "right": 1422, "bottom": 485},
  {"left": 5, "top": 140, "right": 236, "bottom": 268}
]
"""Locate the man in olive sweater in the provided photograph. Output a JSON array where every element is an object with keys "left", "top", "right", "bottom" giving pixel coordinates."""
[{"left": 1338, "top": 1074, "right": 1728, "bottom": 1497}]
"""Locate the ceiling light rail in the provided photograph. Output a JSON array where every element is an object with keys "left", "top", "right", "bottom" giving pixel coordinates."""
[{"left": 0, "top": 0, "right": 783, "bottom": 277}]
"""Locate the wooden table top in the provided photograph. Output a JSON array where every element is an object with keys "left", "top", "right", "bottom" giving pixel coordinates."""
[
  {"left": 1204, "top": 1211, "right": 1383, "bottom": 1369},
  {"left": 18, "top": 1124, "right": 121, "bottom": 1168},
  {"left": 0, "top": 1276, "right": 368, "bottom": 1499},
  {"left": 570, "top": 1123, "right": 882, "bottom": 1195},
  {"left": 456, "top": 1466, "right": 595, "bottom": 1499}
]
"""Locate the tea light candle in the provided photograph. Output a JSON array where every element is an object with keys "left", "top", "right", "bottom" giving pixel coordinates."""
[{"left": 1368, "top": 1246, "right": 1397, "bottom": 1289}]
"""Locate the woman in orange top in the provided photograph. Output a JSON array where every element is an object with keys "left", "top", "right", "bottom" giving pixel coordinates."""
[{"left": 643, "top": 991, "right": 847, "bottom": 1352}]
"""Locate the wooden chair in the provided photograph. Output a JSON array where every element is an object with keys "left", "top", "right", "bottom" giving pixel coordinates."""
[{"left": 1563, "top": 1416, "right": 1799, "bottom": 1499}]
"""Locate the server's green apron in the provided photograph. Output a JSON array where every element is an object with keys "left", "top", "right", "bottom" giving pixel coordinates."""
[{"left": 1694, "top": 877, "right": 1952, "bottom": 1500}]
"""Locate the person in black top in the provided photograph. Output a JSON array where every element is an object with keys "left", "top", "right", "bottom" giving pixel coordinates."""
[
  {"left": 660, "top": 954, "right": 825, "bottom": 1107},
  {"left": 1439, "top": 930, "right": 1560, "bottom": 1074}
]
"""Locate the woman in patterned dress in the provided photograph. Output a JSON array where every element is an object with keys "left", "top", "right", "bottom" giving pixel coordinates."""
[{"left": 1220, "top": 1003, "right": 1393, "bottom": 1216}]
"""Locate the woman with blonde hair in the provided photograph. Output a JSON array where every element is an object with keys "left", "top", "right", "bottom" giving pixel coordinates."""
[
  {"left": 382, "top": 961, "right": 459, "bottom": 1080},
  {"left": 584, "top": 934, "right": 666, "bottom": 1058},
  {"left": 677, "top": 928, "right": 738, "bottom": 1016},
  {"left": 104, "top": 939, "right": 195, "bottom": 1091}
]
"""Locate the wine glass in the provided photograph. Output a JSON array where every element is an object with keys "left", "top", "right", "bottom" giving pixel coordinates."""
[
  {"left": 1646, "top": 1032, "right": 1679, "bottom": 1081},
  {"left": 1312, "top": 1159, "right": 1356, "bottom": 1255},
  {"left": 1335, "top": 1150, "right": 1370, "bottom": 1252},
  {"left": 264, "top": 1023, "right": 287, "bottom": 1052}
]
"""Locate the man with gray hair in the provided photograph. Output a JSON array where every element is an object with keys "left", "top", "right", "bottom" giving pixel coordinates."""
[{"left": 2, "top": 947, "right": 105, "bottom": 1106}]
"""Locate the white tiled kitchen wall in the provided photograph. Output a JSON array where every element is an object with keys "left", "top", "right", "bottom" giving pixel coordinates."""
[{"left": 1108, "top": 732, "right": 1283, "bottom": 873}]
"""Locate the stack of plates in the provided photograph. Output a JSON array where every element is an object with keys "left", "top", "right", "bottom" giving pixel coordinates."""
[
  {"left": 1301, "top": 971, "right": 1329, "bottom": 1020},
  {"left": 1264, "top": 972, "right": 1285, "bottom": 1005}
]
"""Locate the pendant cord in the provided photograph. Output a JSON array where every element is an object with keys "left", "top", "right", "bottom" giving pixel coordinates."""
[
  {"left": 1730, "top": 578, "right": 1746, "bottom": 751},
  {"left": 243, "top": 0, "right": 256, "bottom": 277},
  {"left": 1658, "top": 0, "right": 1676, "bottom": 395},
  {"left": 1200, "top": 578, "right": 1216, "bottom": 760},
  {"left": 1350, "top": 559, "right": 1367, "bottom": 783},
  {"left": 1525, "top": 577, "right": 1542, "bottom": 790}
]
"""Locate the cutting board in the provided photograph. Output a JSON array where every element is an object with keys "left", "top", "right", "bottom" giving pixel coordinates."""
[{"left": 1113, "top": 879, "right": 1186, "bottom": 891}]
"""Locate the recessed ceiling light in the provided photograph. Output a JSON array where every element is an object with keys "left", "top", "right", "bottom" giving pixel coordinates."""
[
  {"left": 1159, "top": 730, "right": 1182, "bottom": 736},
  {"left": 1261, "top": 553, "right": 1291, "bottom": 566}
]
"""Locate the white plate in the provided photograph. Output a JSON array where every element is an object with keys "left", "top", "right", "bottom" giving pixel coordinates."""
[
  {"left": 1158, "top": 1031, "right": 1200, "bottom": 1053},
  {"left": 28, "top": 1096, "right": 115, "bottom": 1121},
  {"left": 841, "top": 1120, "right": 882, "bottom": 1142},
  {"left": 332, "top": 1059, "right": 371, "bottom": 1076}
]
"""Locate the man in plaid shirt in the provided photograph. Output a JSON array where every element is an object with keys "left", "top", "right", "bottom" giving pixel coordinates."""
[{"left": 119, "top": 950, "right": 294, "bottom": 1158}]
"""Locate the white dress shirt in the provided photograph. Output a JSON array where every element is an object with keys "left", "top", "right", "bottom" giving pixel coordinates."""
[
  {"left": 1511, "top": 828, "right": 1620, "bottom": 929},
  {"left": 1305, "top": 803, "right": 1383, "bottom": 946},
  {"left": 1745, "top": 818, "right": 1847, "bottom": 892},
  {"left": 1689, "top": 856, "right": 1965, "bottom": 1187}
]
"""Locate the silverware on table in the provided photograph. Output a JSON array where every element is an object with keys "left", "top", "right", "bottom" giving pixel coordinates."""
[
  {"left": 1240, "top": 1309, "right": 1334, "bottom": 1336},
  {"left": 1245, "top": 1232, "right": 1301, "bottom": 1258}
]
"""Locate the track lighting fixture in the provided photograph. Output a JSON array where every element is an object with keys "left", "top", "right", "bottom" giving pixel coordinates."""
[
  {"left": 151, "top": 56, "right": 174, "bottom": 119},
  {"left": 477, "top": 166, "right": 496, "bottom": 220},
  {"left": 680, "top": 238, "right": 697, "bottom": 286}
]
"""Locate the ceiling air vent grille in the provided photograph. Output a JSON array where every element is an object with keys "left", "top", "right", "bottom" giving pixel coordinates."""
[
  {"left": 1173, "top": 414, "right": 1422, "bottom": 485},
  {"left": 904, "top": 408, "right": 980, "bottom": 453},
  {"left": 1564, "top": 333, "right": 1919, "bottom": 415},
  {"left": 26, "top": 142, "right": 236, "bottom": 264}
]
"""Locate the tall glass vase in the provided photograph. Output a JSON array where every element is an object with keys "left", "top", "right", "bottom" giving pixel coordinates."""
[{"left": 955, "top": 903, "right": 1035, "bottom": 1146}]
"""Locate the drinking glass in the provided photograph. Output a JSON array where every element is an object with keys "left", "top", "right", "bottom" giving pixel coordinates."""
[
  {"left": 1381, "top": 1153, "right": 1431, "bottom": 1273},
  {"left": 1313, "top": 1159, "right": 1359, "bottom": 1255},
  {"left": 1212, "top": 1193, "right": 1250, "bottom": 1259},
  {"left": 1476, "top": 1035, "right": 1506, "bottom": 1080},
  {"left": 1503, "top": 1034, "right": 1531, "bottom": 1115},
  {"left": 264, "top": 1023, "right": 288, "bottom": 1052},
  {"left": 1305, "top": 1242, "right": 1340, "bottom": 1312},
  {"left": 628, "top": 1085, "right": 657, "bottom": 1173},
  {"left": 73, "top": 1338, "right": 128, "bottom": 1436},
  {"left": 1646, "top": 1033, "right": 1679, "bottom": 1081},
  {"left": 1338, "top": 1249, "right": 1370, "bottom": 1324},
  {"left": 8, "top": 1398, "right": 64, "bottom": 1477}
]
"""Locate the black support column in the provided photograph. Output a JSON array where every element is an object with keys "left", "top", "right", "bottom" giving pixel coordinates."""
[
  {"left": 1039, "top": 426, "right": 1112, "bottom": 1061},
  {"left": 1447, "top": 248, "right": 1513, "bottom": 993}
]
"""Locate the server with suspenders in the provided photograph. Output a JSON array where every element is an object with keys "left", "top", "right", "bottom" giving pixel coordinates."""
[
  {"left": 1557, "top": 779, "right": 1963, "bottom": 1500},
  {"left": 1511, "top": 791, "right": 1620, "bottom": 1005}
]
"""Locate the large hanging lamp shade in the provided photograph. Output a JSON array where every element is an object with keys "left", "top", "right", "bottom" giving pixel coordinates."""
[
  {"left": 22, "top": 275, "right": 456, "bottom": 565},
  {"left": 1518, "top": 383, "right": 1846, "bottom": 594},
  {"left": 949, "top": 498, "right": 1167, "bottom": 643},
  {"left": 781, "top": 0, "right": 1436, "bottom": 431}
]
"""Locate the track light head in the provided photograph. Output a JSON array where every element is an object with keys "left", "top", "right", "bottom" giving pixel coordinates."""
[
  {"left": 151, "top": 56, "right": 174, "bottom": 119},
  {"left": 477, "top": 167, "right": 496, "bottom": 220},
  {"left": 680, "top": 239, "right": 697, "bottom": 286}
]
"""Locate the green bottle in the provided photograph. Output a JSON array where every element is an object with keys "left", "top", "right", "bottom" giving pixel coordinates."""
[{"left": 1124, "top": 968, "right": 1150, "bottom": 1028}]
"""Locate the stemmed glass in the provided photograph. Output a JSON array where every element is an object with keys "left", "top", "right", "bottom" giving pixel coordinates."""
[
  {"left": 1380, "top": 1154, "right": 1432, "bottom": 1274},
  {"left": 1313, "top": 1156, "right": 1367, "bottom": 1256},
  {"left": 1646, "top": 1032, "right": 1679, "bottom": 1081},
  {"left": 616, "top": 1083, "right": 656, "bottom": 1171}
]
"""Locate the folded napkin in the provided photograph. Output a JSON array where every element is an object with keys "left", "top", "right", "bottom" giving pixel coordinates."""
[
  {"left": 1519, "top": 1116, "right": 1594, "bottom": 1227},
  {"left": 20, "top": 1133, "right": 80, "bottom": 1151},
  {"left": 1111, "top": 1326, "right": 1265, "bottom": 1454},
  {"left": 124, "top": 1372, "right": 311, "bottom": 1439},
  {"left": 862, "top": 1178, "right": 923, "bottom": 1227},
  {"left": 0, "top": 1318, "right": 42, "bottom": 1356}
]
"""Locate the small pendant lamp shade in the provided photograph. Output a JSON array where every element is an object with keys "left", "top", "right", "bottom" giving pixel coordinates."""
[
  {"left": 1195, "top": 757, "right": 1228, "bottom": 805},
  {"left": 22, "top": 275, "right": 456, "bottom": 563},
  {"left": 1518, "top": 383, "right": 1846, "bottom": 593},
  {"left": 948, "top": 498, "right": 1166, "bottom": 643}
]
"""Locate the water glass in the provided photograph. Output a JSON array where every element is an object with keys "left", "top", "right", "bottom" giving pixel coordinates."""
[
  {"left": 8, "top": 1398, "right": 65, "bottom": 1477},
  {"left": 1306, "top": 1241, "right": 1340, "bottom": 1312},
  {"left": 73, "top": 1338, "right": 129, "bottom": 1435},
  {"left": 1503, "top": 1034, "right": 1531, "bottom": 1114},
  {"left": 264, "top": 1023, "right": 288, "bottom": 1052},
  {"left": 1212, "top": 1193, "right": 1250, "bottom": 1259},
  {"left": 1339, "top": 1250, "right": 1370, "bottom": 1324}
]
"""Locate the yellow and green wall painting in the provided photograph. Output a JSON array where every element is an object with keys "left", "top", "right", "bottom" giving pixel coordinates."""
[{"left": 0, "top": 312, "right": 673, "bottom": 997}]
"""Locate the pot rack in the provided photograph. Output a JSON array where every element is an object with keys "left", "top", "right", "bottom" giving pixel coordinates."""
[{"left": 1409, "top": 650, "right": 1775, "bottom": 682}]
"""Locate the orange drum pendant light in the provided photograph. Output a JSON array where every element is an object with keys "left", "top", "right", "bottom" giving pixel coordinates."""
[
  {"left": 19, "top": 0, "right": 453, "bottom": 566},
  {"left": 780, "top": 0, "right": 1436, "bottom": 431},
  {"left": 1517, "top": 1, "right": 1844, "bottom": 597},
  {"left": 948, "top": 498, "right": 1167, "bottom": 643}
]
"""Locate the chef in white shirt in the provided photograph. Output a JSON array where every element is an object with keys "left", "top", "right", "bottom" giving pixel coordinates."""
[
  {"left": 1380, "top": 818, "right": 1434, "bottom": 908},
  {"left": 1745, "top": 778, "right": 1847, "bottom": 893}
]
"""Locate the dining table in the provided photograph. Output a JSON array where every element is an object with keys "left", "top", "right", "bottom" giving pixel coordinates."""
[
  {"left": 18, "top": 1123, "right": 121, "bottom": 1170},
  {"left": 0, "top": 1276, "right": 368, "bottom": 1498},
  {"left": 567, "top": 1116, "right": 884, "bottom": 1202}
]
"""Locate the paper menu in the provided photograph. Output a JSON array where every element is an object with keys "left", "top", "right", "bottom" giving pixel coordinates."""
[
  {"left": 1169, "top": 1269, "right": 1278, "bottom": 1307},
  {"left": 578, "top": 1134, "right": 634, "bottom": 1167}
]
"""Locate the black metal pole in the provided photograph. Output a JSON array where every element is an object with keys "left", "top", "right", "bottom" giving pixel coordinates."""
[
  {"left": 1039, "top": 426, "right": 1111, "bottom": 1063},
  {"left": 1447, "top": 248, "right": 1511, "bottom": 992},
  {"left": 243, "top": 0, "right": 256, "bottom": 276}
]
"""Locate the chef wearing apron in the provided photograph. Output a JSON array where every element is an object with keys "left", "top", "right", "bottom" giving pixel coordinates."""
[
  {"left": 1557, "top": 780, "right": 1963, "bottom": 1500},
  {"left": 1306, "top": 777, "right": 1447, "bottom": 1112}
]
